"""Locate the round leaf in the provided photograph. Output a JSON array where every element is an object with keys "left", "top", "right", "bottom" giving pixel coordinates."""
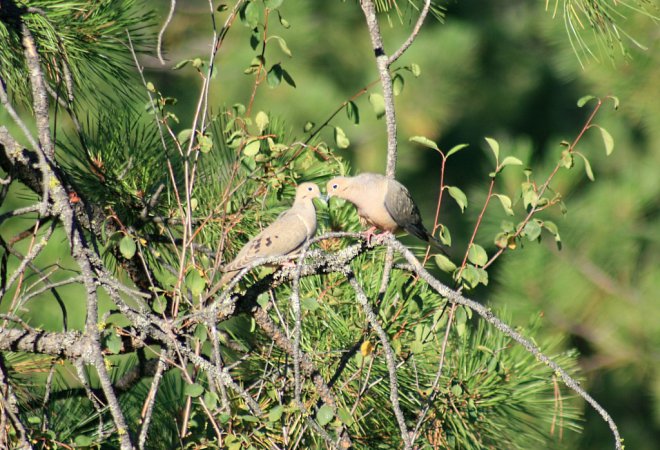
[
  {"left": 184, "top": 383, "right": 204, "bottom": 398},
  {"left": 468, "top": 244, "right": 488, "bottom": 266},
  {"left": 119, "top": 235, "right": 137, "bottom": 259},
  {"left": 316, "top": 404, "right": 334, "bottom": 427},
  {"left": 243, "top": 139, "right": 261, "bottom": 156}
]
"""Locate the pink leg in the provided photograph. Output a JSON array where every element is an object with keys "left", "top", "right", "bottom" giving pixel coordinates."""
[{"left": 363, "top": 226, "right": 378, "bottom": 245}]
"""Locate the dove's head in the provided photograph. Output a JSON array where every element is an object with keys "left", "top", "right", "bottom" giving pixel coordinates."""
[
  {"left": 326, "top": 176, "right": 355, "bottom": 201},
  {"left": 295, "top": 182, "right": 322, "bottom": 202}
]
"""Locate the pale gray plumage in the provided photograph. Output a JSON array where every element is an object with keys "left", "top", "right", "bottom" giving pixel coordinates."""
[
  {"left": 326, "top": 173, "right": 446, "bottom": 250},
  {"left": 220, "top": 182, "right": 321, "bottom": 286}
]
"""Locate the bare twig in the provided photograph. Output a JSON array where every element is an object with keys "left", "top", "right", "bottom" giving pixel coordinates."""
[{"left": 347, "top": 270, "right": 412, "bottom": 449}]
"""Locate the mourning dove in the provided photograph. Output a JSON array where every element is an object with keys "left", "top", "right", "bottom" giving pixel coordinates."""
[
  {"left": 219, "top": 182, "right": 322, "bottom": 286},
  {"left": 326, "top": 173, "right": 446, "bottom": 250}
]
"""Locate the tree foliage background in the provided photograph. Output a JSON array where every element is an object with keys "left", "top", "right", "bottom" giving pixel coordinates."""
[{"left": 0, "top": 0, "right": 658, "bottom": 449}]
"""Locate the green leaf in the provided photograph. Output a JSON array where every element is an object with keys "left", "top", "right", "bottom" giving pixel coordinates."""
[
  {"left": 500, "top": 156, "right": 523, "bottom": 168},
  {"left": 255, "top": 111, "right": 269, "bottom": 132},
  {"left": 119, "top": 235, "right": 136, "bottom": 259},
  {"left": 392, "top": 73, "right": 404, "bottom": 96},
  {"left": 268, "top": 405, "right": 284, "bottom": 422},
  {"left": 243, "top": 139, "right": 261, "bottom": 156},
  {"left": 184, "top": 383, "right": 204, "bottom": 398},
  {"left": 265, "top": 0, "right": 283, "bottom": 10},
  {"left": 446, "top": 143, "right": 469, "bottom": 157},
  {"left": 609, "top": 95, "right": 620, "bottom": 110},
  {"left": 576, "top": 153, "right": 595, "bottom": 181},
  {"left": 152, "top": 295, "right": 166, "bottom": 314},
  {"left": 198, "top": 133, "right": 213, "bottom": 153},
  {"left": 338, "top": 407, "right": 354, "bottom": 426},
  {"left": 435, "top": 254, "right": 457, "bottom": 273},
  {"left": 74, "top": 435, "right": 94, "bottom": 446},
  {"left": 146, "top": 81, "right": 156, "bottom": 92},
  {"left": 243, "top": 1, "right": 263, "bottom": 28},
  {"left": 278, "top": 13, "right": 290, "bottom": 29},
  {"left": 409, "top": 135, "right": 439, "bottom": 151},
  {"left": 438, "top": 224, "right": 452, "bottom": 246},
  {"left": 523, "top": 220, "right": 542, "bottom": 241},
  {"left": 233, "top": 103, "right": 246, "bottom": 115},
  {"left": 459, "top": 265, "right": 482, "bottom": 289},
  {"left": 484, "top": 137, "right": 499, "bottom": 162},
  {"left": 560, "top": 149, "right": 574, "bottom": 169},
  {"left": 346, "top": 101, "right": 360, "bottom": 124},
  {"left": 494, "top": 194, "right": 514, "bottom": 215},
  {"left": 468, "top": 244, "right": 488, "bottom": 266},
  {"left": 281, "top": 67, "right": 296, "bottom": 87},
  {"left": 204, "top": 391, "right": 219, "bottom": 410},
  {"left": 301, "top": 297, "right": 319, "bottom": 311},
  {"left": 451, "top": 384, "right": 463, "bottom": 397},
  {"left": 105, "top": 331, "right": 121, "bottom": 354},
  {"left": 303, "top": 121, "right": 315, "bottom": 132},
  {"left": 269, "top": 35, "right": 292, "bottom": 57},
  {"left": 334, "top": 127, "right": 350, "bottom": 149},
  {"left": 446, "top": 186, "right": 468, "bottom": 212},
  {"left": 368, "top": 93, "right": 385, "bottom": 119},
  {"left": 257, "top": 292, "right": 270, "bottom": 308},
  {"left": 316, "top": 404, "right": 334, "bottom": 426},
  {"left": 598, "top": 126, "right": 614, "bottom": 155},
  {"left": 186, "top": 270, "right": 206, "bottom": 297},
  {"left": 267, "top": 64, "right": 282, "bottom": 88},
  {"left": 542, "top": 220, "right": 562, "bottom": 243},
  {"left": 177, "top": 128, "right": 193, "bottom": 144},
  {"left": 523, "top": 189, "right": 538, "bottom": 208},
  {"left": 577, "top": 95, "right": 595, "bottom": 107},
  {"left": 410, "top": 63, "right": 421, "bottom": 77}
]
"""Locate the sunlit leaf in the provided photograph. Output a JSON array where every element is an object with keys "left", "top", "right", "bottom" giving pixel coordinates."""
[
  {"left": 468, "top": 244, "right": 488, "bottom": 266},
  {"left": 446, "top": 143, "right": 469, "bottom": 157},
  {"left": 484, "top": 137, "right": 499, "bottom": 162},
  {"left": 577, "top": 95, "right": 595, "bottom": 107},
  {"left": 393, "top": 73, "right": 404, "bottom": 96},
  {"left": 494, "top": 194, "right": 514, "bottom": 215},
  {"left": 409, "top": 135, "right": 439, "bottom": 151},
  {"left": 447, "top": 186, "right": 468, "bottom": 212},
  {"left": 598, "top": 126, "right": 614, "bottom": 155},
  {"left": 334, "top": 126, "right": 350, "bottom": 149},
  {"left": 255, "top": 111, "right": 269, "bottom": 132},
  {"left": 368, "top": 93, "right": 385, "bottom": 119}
]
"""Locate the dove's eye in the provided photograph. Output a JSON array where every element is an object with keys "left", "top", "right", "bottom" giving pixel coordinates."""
[
  {"left": 332, "top": 184, "right": 338, "bottom": 190},
  {"left": 307, "top": 186, "right": 313, "bottom": 191}
]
